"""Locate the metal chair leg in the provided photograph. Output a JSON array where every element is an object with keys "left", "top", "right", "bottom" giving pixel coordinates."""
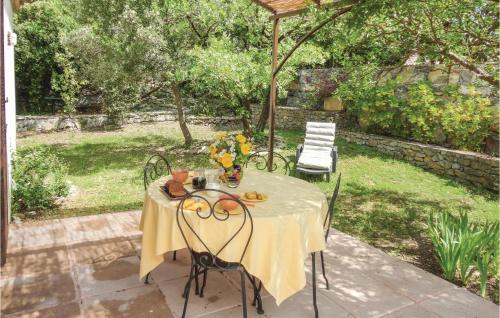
[
  {"left": 245, "top": 271, "right": 264, "bottom": 314},
  {"left": 240, "top": 271, "right": 248, "bottom": 318},
  {"left": 312, "top": 252, "right": 319, "bottom": 318},
  {"left": 194, "top": 266, "right": 200, "bottom": 295},
  {"left": 182, "top": 265, "right": 195, "bottom": 298},
  {"left": 181, "top": 267, "right": 194, "bottom": 318},
  {"left": 173, "top": 250, "right": 177, "bottom": 261},
  {"left": 200, "top": 268, "right": 208, "bottom": 297},
  {"left": 320, "top": 251, "right": 329, "bottom": 290},
  {"left": 144, "top": 272, "right": 151, "bottom": 284}
]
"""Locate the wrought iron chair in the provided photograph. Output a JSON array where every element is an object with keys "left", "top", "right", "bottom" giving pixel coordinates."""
[
  {"left": 310, "top": 173, "right": 341, "bottom": 317},
  {"left": 143, "top": 153, "right": 172, "bottom": 190},
  {"left": 142, "top": 154, "right": 176, "bottom": 284},
  {"left": 176, "top": 189, "right": 261, "bottom": 318},
  {"left": 245, "top": 150, "right": 291, "bottom": 175}
]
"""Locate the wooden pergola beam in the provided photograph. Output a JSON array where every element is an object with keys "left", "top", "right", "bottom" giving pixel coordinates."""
[{"left": 251, "top": 0, "right": 360, "bottom": 172}]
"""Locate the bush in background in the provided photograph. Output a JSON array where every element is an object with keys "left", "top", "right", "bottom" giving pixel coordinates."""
[
  {"left": 12, "top": 147, "right": 69, "bottom": 215},
  {"left": 336, "top": 78, "right": 493, "bottom": 152},
  {"left": 441, "top": 86, "right": 493, "bottom": 151}
]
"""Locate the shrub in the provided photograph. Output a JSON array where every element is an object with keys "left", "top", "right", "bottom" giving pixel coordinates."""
[
  {"left": 428, "top": 212, "right": 499, "bottom": 298},
  {"left": 441, "top": 86, "right": 493, "bottom": 151},
  {"left": 12, "top": 148, "right": 69, "bottom": 215},
  {"left": 404, "top": 81, "right": 442, "bottom": 143},
  {"left": 339, "top": 78, "right": 405, "bottom": 136},
  {"left": 428, "top": 212, "right": 462, "bottom": 281},
  {"left": 337, "top": 77, "right": 493, "bottom": 152}
]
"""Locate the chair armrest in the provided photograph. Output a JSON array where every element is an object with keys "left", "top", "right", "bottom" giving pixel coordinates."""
[
  {"left": 331, "top": 146, "right": 338, "bottom": 173},
  {"left": 296, "top": 144, "right": 304, "bottom": 163}
]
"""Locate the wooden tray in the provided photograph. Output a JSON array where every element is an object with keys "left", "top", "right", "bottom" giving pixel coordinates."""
[{"left": 160, "top": 185, "right": 190, "bottom": 201}]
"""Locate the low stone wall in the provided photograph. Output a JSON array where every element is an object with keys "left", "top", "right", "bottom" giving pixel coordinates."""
[
  {"left": 338, "top": 130, "right": 499, "bottom": 191},
  {"left": 250, "top": 105, "right": 349, "bottom": 130},
  {"left": 17, "top": 110, "right": 241, "bottom": 133}
]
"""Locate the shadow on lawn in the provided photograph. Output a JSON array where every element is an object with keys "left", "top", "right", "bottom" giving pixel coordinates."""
[
  {"left": 333, "top": 182, "right": 470, "bottom": 275},
  {"left": 50, "top": 135, "right": 207, "bottom": 176}
]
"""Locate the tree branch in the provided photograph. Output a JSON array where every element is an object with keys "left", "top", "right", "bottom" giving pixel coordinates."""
[{"left": 443, "top": 51, "right": 498, "bottom": 87}]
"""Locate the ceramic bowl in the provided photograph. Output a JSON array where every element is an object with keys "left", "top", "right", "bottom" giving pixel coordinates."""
[{"left": 172, "top": 169, "right": 189, "bottom": 183}]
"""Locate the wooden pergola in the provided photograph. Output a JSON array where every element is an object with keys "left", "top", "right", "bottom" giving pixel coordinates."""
[{"left": 251, "top": 0, "right": 357, "bottom": 171}]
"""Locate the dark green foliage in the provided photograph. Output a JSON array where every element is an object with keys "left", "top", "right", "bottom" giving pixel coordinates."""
[
  {"left": 12, "top": 147, "right": 69, "bottom": 214},
  {"left": 336, "top": 79, "right": 493, "bottom": 151},
  {"left": 14, "top": 0, "right": 78, "bottom": 114}
]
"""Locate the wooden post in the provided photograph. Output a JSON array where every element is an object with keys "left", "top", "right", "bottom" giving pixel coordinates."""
[{"left": 267, "top": 17, "right": 279, "bottom": 172}]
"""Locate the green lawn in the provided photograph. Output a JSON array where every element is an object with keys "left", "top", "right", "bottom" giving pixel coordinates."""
[{"left": 17, "top": 122, "right": 499, "bottom": 298}]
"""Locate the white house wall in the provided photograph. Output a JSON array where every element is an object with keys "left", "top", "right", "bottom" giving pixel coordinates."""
[{"left": 4, "top": 0, "right": 16, "bottom": 218}]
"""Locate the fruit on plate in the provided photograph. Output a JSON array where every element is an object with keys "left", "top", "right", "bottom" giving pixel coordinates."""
[
  {"left": 244, "top": 191, "right": 264, "bottom": 200},
  {"left": 218, "top": 194, "right": 240, "bottom": 211},
  {"left": 182, "top": 199, "right": 207, "bottom": 211}
]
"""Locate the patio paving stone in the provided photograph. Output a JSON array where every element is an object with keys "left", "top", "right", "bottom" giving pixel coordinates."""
[
  {"left": 418, "top": 287, "right": 499, "bottom": 318},
  {"left": 260, "top": 286, "right": 355, "bottom": 318},
  {"left": 380, "top": 304, "right": 440, "bottom": 318},
  {"left": 1, "top": 272, "right": 76, "bottom": 315},
  {"left": 105, "top": 212, "right": 141, "bottom": 239},
  {"left": 365, "top": 259, "right": 457, "bottom": 302},
  {"left": 197, "top": 304, "right": 264, "bottom": 318},
  {"left": 76, "top": 255, "right": 144, "bottom": 298},
  {"left": 157, "top": 271, "right": 245, "bottom": 318},
  {"left": 1, "top": 246, "right": 70, "bottom": 279},
  {"left": 313, "top": 260, "right": 414, "bottom": 318},
  {"left": 68, "top": 237, "right": 136, "bottom": 265},
  {"left": 149, "top": 249, "right": 191, "bottom": 283},
  {"left": 82, "top": 284, "right": 173, "bottom": 318},
  {"left": 3, "top": 301, "right": 82, "bottom": 318},
  {"left": 62, "top": 215, "right": 118, "bottom": 244},
  {"left": 1, "top": 212, "right": 498, "bottom": 318},
  {"left": 7, "top": 220, "right": 66, "bottom": 253}
]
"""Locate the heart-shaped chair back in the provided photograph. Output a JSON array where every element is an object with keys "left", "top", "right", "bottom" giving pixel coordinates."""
[{"left": 176, "top": 189, "right": 253, "bottom": 270}]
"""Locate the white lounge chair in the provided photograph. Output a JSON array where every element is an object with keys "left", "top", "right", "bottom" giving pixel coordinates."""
[{"left": 295, "top": 122, "right": 338, "bottom": 182}]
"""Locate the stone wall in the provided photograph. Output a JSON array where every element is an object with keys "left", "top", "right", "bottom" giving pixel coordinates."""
[
  {"left": 250, "top": 105, "right": 350, "bottom": 130},
  {"left": 17, "top": 110, "right": 242, "bottom": 133},
  {"left": 338, "top": 130, "right": 499, "bottom": 191},
  {"left": 287, "top": 64, "right": 498, "bottom": 108},
  {"left": 287, "top": 64, "right": 499, "bottom": 156},
  {"left": 18, "top": 105, "right": 349, "bottom": 133}
]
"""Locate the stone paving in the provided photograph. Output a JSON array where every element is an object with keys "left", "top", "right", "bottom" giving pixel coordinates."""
[{"left": 1, "top": 211, "right": 498, "bottom": 318}]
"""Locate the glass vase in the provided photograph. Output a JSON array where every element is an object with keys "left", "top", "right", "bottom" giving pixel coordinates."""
[{"left": 224, "top": 164, "right": 243, "bottom": 188}]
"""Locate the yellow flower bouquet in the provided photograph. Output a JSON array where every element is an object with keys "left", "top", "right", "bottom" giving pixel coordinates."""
[{"left": 210, "top": 132, "right": 252, "bottom": 187}]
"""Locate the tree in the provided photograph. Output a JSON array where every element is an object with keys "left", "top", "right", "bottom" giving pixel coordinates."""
[
  {"left": 188, "top": 38, "right": 268, "bottom": 135},
  {"left": 14, "top": 0, "right": 79, "bottom": 113},
  {"left": 331, "top": 0, "right": 499, "bottom": 85},
  {"left": 61, "top": 0, "right": 235, "bottom": 145}
]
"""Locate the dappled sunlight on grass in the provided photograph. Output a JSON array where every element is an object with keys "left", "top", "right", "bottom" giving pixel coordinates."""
[
  {"left": 275, "top": 128, "right": 498, "bottom": 275},
  {"left": 17, "top": 124, "right": 499, "bottom": 272}
]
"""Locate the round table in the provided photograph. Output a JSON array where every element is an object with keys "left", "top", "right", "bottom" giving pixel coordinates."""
[{"left": 139, "top": 170, "right": 327, "bottom": 305}]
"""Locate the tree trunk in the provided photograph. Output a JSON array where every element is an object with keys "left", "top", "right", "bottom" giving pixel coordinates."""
[
  {"left": 171, "top": 84, "right": 193, "bottom": 146},
  {"left": 256, "top": 89, "right": 271, "bottom": 132},
  {"left": 241, "top": 100, "right": 253, "bottom": 136}
]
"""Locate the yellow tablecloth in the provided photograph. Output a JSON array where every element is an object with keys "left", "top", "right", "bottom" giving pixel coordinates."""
[{"left": 139, "top": 171, "right": 327, "bottom": 305}]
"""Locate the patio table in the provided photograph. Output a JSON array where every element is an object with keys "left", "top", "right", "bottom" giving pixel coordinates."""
[{"left": 139, "top": 170, "right": 327, "bottom": 305}]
